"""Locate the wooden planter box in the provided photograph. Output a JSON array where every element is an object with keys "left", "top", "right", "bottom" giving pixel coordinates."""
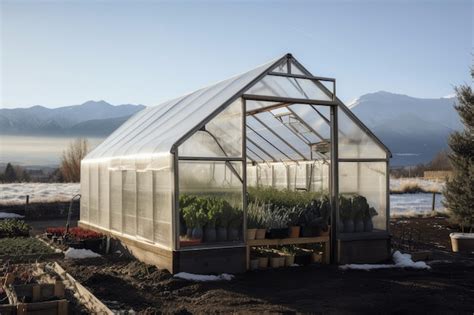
[{"left": 2, "top": 278, "right": 68, "bottom": 315}]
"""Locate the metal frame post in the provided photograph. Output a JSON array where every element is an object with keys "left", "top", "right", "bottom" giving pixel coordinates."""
[{"left": 330, "top": 105, "right": 339, "bottom": 264}]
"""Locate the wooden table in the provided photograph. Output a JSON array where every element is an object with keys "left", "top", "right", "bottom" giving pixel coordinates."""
[{"left": 246, "top": 235, "right": 330, "bottom": 269}]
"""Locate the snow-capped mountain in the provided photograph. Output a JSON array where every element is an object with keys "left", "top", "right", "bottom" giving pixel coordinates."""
[
  {"left": 349, "top": 91, "right": 459, "bottom": 166},
  {"left": 0, "top": 101, "right": 145, "bottom": 136}
]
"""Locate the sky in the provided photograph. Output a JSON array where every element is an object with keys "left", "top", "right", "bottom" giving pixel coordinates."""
[{"left": 1, "top": 0, "right": 472, "bottom": 109}]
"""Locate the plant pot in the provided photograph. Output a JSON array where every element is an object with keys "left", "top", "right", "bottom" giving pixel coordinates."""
[
  {"left": 450, "top": 233, "right": 474, "bottom": 252},
  {"left": 354, "top": 219, "right": 364, "bottom": 233},
  {"left": 288, "top": 226, "right": 300, "bottom": 238},
  {"left": 267, "top": 228, "right": 289, "bottom": 239},
  {"left": 258, "top": 257, "right": 269, "bottom": 269},
  {"left": 338, "top": 220, "right": 345, "bottom": 233},
  {"left": 269, "top": 257, "right": 281, "bottom": 268},
  {"left": 83, "top": 238, "right": 104, "bottom": 253},
  {"left": 364, "top": 218, "right": 373, "bottom": 232},
  {"left": 312, "top": 252, "right": 323, "bottom": 263},
  {"left": 227, "top": 227, "right": 239, "bottom": 241},
  {"left": 294, "top": 254, "right": 311, "bottom": 265},
  {"left": 180, "top": 238, "right": 202, "bottom": 247},
  {"left": 300, "top": 226, "right": 316, "bottom": 237},
  {"left": 255, "top": 229, "right": 266, "bottom": 240},
  {"left": 204, "top": 227, "right": 217, "bottom": 242},
  {"left": 68, "top": 241, "right": 85, "bottom": 249},
  {"left": 321, "top": 225, "right": 330, "bottom": 236},
  {"left": 216, "top": 227, "right": 227, "bottom": 241},
  {"left": 186, "top": 228, "right": 193, "bottom": 238},
  {"left": 247, "top": 228, "right": 257, "bottom": 240},
  {"left": 285, "top": 255, "right": 295, "bottom": 267},
  {"left": 192, "top": 227, "right": 203, "bottom": 240},
  {"left": 278, "top": 257, "right": 286, "bottom": 268},
  {"left": 343, "top": 219, "right": 355, "bottom": 233},
  {"left": 250, "top": 259, "right": 259, "bottom": 270}
]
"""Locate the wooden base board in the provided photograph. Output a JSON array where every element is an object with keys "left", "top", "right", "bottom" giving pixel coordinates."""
[
  {"left": 337, "top": 236, "right": 391, "bottom": 264},
  {"left": 79, "top": 221, "right": 246, "bottom": 274}
]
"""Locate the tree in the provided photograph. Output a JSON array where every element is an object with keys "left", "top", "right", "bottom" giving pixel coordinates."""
[
  {"left": 60, "top": 138, "right": 89, "bottom": 182},
  {"left": 4, "top": 163, "right": 17, "bottom": 182},
  {"left": 443, "top": 69, "right": 474, "bottom": 232}
]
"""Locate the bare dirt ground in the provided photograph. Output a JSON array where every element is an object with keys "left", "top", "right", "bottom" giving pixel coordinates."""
[{"left": 60, "top": 217, "right": 474, "bottom": 314}]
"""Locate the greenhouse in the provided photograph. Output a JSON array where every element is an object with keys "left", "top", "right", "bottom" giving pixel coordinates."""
[{"left": 79, "top": 53, "right": 391, "bottom": 274}]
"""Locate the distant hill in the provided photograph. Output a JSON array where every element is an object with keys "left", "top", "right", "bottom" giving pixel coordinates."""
[
  {"left": 0, "top": 100, "right": 145, "bottom": 136},
  {"left": 349, "top": 91, "right": 459, "bottom": 166}
]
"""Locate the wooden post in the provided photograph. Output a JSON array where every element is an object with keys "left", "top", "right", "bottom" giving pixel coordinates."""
[
  {"left": 25, "top": 195, "right": 29, "bottom": 214},
  {"left": 432, "top": 192, "right": 436, "bottom": 211}
]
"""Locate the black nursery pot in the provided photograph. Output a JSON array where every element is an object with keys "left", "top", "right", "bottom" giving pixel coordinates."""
[
  {"left": 300, "top": 226, "right": 321, "bottom": 237},
  {"left": 83, "top": 238, "right": 105, "bottom": 253},
  {"left": 294, "top": 254, "right": 312, "bottom": 265},
  {"left": 266, "top": 228, "right": 289, "bottom": 239},
  {"left": 68, "top": 240, "right": 85, "bottom": 249}
]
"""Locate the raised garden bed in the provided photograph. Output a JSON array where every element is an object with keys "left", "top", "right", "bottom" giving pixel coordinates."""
[{"left": 0, "top": 237, "right": 63, "bottom": 262}]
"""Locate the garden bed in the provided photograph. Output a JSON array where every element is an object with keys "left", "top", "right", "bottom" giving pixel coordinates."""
[{"left": 0, "top": 237, "right": 63, "bottom": 262}]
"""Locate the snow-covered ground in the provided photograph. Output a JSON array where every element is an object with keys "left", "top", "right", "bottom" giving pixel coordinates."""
[
  {"left": 390, "top": 193, "right": 446, "bottom": 217},
  {"left": 390, "top": 177, "right": 445, "bottom": 193},
  {"left": 0, "top": 183, "right": 80, "bottom": 205}
]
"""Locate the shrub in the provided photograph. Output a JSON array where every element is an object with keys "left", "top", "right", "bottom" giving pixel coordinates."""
[{"left": 0, "top": 219, "right": 31, "bottom": 238}]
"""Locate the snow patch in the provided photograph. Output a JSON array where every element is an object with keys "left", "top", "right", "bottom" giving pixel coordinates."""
[
  {"left": 0, "top": 212, "right": 24, "bottom": 219},
  {"left": 339, "top": 251, "right": 430, "bottom": 271},
  {"left": 174, "top": 272, "right": 234, "bottom": 282},
  {"left": 65, "top": 248, "right": 101, "bottom": 259}
]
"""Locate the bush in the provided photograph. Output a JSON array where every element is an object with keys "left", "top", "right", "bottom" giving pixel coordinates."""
[{"left": 0, "top": 220, "right": 31, "bottom": 238}]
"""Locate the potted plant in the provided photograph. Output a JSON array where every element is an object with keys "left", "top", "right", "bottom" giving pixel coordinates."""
[
  {"left": 311, "top": 251, "right": 323, "bottom": 263},
  {"left": 281, "top": 246, "right": 297, "bottom": 266},
  {"left": 339, "top": 195, "right": 354, "bottom": 233},
  {"left": 299, "top": 200, "right": 321, "bottom": 237},
  {"left": 182, "top": 198, "right": 207, "bottom": 241},
  {"left": 204, "top": 198, "right": 218, "bottom": 242},
  {"left": 287, "top": 206, "right": 303, "bottom": 238},
  {"left": 293, "top": 246, "right": 312, "bottom": 265},
  {"left": 216, "top": 199, "right": 232, "bottom": 241},
  {"left": 246, "top": 202, "right": 260, "bottom": 240},
  {"left": 364, "top": 206, "right": 377, "bottom": 232},
  {"left": 268, "top": 250, "right": 283, "bottom": 268},
  {"left": 227, "top": 207, "right": 242, "bottom": 241},
  {"left": 264, "top": 208, "right": 289, "bottom": 239},
  {"left": 352, "top": 195, "right": 367, "bottom": 233}
]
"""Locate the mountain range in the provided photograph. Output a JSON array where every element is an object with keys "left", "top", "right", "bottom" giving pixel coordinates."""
[
  {"left": 349, "top": 91, "right": 459, "bottom": 166},
  {"left": 0, "top": 92, "right": 460, "bottom": 166},
  {"left": 0, "top": 100, "right": 145, "bottom": 136}
]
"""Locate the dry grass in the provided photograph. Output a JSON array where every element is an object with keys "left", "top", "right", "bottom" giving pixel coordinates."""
[{"left": 390, "top": 178, "right": 443, "bottom": 194}]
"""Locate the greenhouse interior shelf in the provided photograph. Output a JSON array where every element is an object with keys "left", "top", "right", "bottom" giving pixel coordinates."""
[{"left": 79, "top": 53, "right": 392, "bottom": 273}]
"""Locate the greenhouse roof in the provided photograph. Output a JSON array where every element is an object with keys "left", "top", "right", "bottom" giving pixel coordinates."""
[{"left": 85, "top": 54, "right": 390, "bottom": 162}]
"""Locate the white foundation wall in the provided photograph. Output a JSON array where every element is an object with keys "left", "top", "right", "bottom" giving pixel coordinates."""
[{"left": 80, "top": 154, "right": 174, "bottom": 249}]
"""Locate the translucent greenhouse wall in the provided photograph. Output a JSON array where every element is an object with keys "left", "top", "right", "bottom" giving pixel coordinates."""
[
  {"left": 80, "top": 154, "right": 174, "bottom": 249},
  {"left": 176, "top": 99, "right": 245, "bottom": 247},
  {"left": 246, "top": 161, "right": 330, "bottom": 193},
  {"left": 338, "top": 162, "right": 388, "bottom": 231}
]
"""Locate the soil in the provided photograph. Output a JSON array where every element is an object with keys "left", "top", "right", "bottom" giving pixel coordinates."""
[{"left": 61, "top": 216, "right": 474, "bottom": 314}]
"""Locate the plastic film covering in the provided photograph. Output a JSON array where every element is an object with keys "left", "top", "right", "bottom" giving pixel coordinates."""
[
  {"left": 339, "top": 162, "right": 387, "bottom": 231},
  {"left": 338, "top": 107, "right": 387, "bottom": 159},
  {"left": 247, "top": 161, "right": 329, "bottom": 193},
  {"left": 178, "top": 99, "right": 242, "bottom": 158},
  {"left": 80, "top": 162, "right": 89, "bottom": 223},
  {"left": 84, "top": 58, "right": 280, "bottom": 161},
  {"left": 178, "top": 160, "right": 244, "bottom": 246},
  {"left": 246, "top": 75, "right": 331, "bottom": 101},
  {"left": 80, "top": 154, "right": 173, "bottom": 249}
]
